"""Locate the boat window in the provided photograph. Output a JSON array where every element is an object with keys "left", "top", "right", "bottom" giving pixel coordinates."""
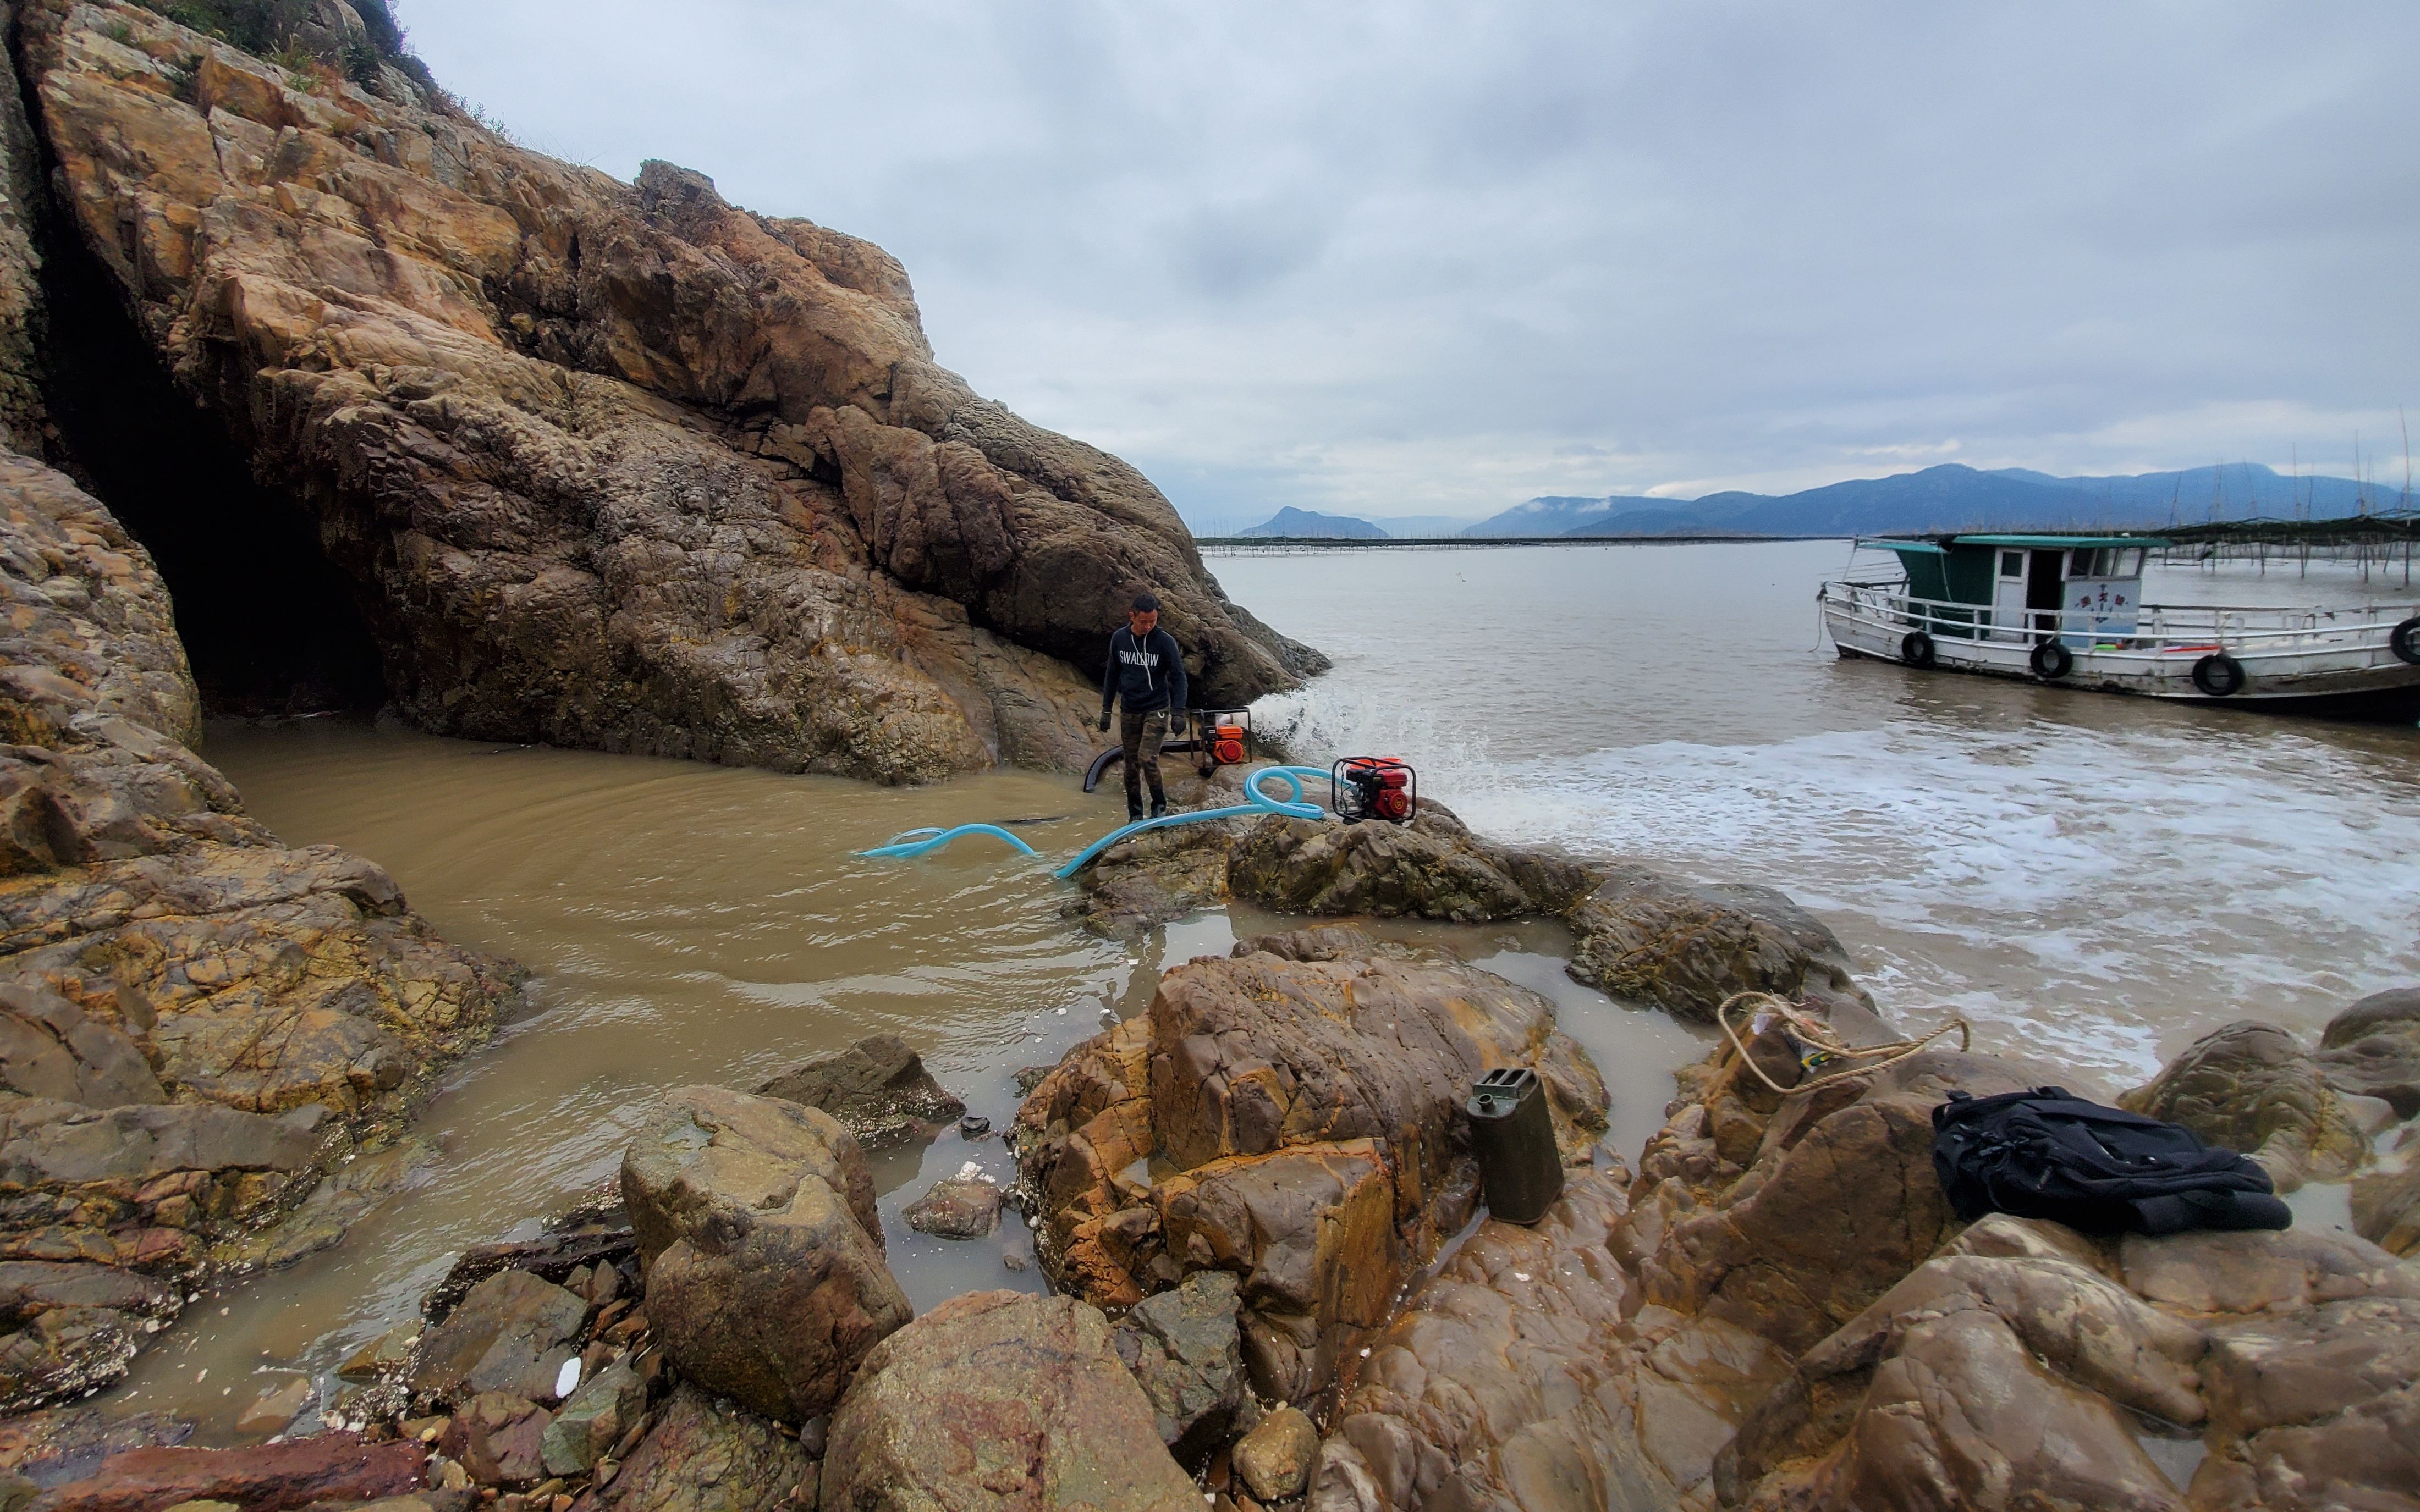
[
  {"left": 2000, "top": 551, "right": 2022, "bottom": 577},
  {"left": 2124, "top": 548, "right": 2146, "bottom": 575},
  {"left": 2071, "top": 548, "right": 2098, "bottom": 576}
]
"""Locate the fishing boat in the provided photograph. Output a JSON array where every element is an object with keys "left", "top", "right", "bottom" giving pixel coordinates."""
[{"left": 1819, "top": 534, "right": 2420, "bottom": 713}]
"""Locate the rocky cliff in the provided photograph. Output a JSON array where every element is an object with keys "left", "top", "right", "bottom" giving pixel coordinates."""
[{"left": 6, "top": 0, "right": 1317, "bottom": 782}]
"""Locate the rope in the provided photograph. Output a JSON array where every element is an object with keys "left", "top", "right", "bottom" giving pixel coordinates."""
[{"left": 1715, "top": 990, "right": 1971, "bottom": 1094}]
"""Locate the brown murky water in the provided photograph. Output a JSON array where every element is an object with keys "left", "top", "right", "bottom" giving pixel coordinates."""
[{"left": 109, "top": 720, "right": 1708, "bottom": 1439}]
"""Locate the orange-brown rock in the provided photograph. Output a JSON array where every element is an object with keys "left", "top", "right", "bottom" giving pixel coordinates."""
[
  {"left": 16, "top": 0, "right": 1316, "bottom": 783},
  {"left": 1016, "top": 931, "right": 1608, "bottom": 1404}
]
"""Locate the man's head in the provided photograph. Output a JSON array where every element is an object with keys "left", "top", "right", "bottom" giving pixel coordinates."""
[{"left": 1128, "top": 592, "right": 1160, "bottom": 636}]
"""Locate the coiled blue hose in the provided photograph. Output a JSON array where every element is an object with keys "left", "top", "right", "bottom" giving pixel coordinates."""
[{"left": 858, "top": 765, "right": 1335, "bottom": 877}]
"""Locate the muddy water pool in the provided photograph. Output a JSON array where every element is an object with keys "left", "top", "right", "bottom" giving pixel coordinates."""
[{"left": 108, "top": 721, "right": 1706, "bottom": 1439}]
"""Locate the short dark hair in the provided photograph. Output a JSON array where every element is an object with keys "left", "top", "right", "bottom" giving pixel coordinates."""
[{"left": 1130, "top": 592, "right": 1161, "bottom": 612}]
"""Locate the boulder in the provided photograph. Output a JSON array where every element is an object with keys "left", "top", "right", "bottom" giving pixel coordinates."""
[
  {"left": 2353, "top": 1161, "right": 2419, "bottom": 1257},
  {"left": 580, "top": 1383, "right": 817, "bottom": 1512},
  {"left": 2190, "top": 1294, "right": 2420, "bottom": 1509},
  {"left": 1068, "top": 820, "right": 1244, "bottom": 935},
  {"left": 752, "top": 1035, "right": 964, "bottom": 1151},
  {"left": 1111, "top": 1269, "right": 1248, "bottom": 1463},
  {"left": 620, "top": 1086, "right": 880, "bottom": 1269},
  {"left": 2316, "top": 987, "right": 2420, "bottom": 1119},
  {"left": 23, "top": 1434, "right": 426, "bottom": 1512},
  {"left": 1233, "top": 1405, "right": 1318, "bottom": 1502},
  {"left": 900, "top": 1163, "right": 1002, "bottom": 1239},
  {"left": 0, "top": 1261, "right": 178, "bottom": 1407},
  {"left": 622, "top": 1086, "right": 906, "bottom": 1422},
  {"left": 818, "top": 1291, "right": 1199, "bottom": 1512},
  {"left": 1563, "top": 864, "right": 1872, "bottom": 1023},
  {"left": 408, "top": 1270, "right": 587, "bottom": 1404},
  {"left": 1225, "top": 805, "right": 1596, "bottom": 923},
  {"left": 1015, "top": 942, "right": 1607, "bottom": 1398},
  {"left": 14, "top": 2, "right": 1318, "bottom": 787},
  {"left": 2120, "top": 1021, "right": 2370, "bottom": 1190}
]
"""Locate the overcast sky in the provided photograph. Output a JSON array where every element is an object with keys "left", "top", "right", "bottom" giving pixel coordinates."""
[{"left": 400, "top": 1, "right": 2419, "bottom": 529}]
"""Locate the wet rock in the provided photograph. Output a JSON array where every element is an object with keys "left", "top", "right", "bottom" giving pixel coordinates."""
[
  {"left": 540, "top": 1361, "right": 644, "bottom": 1477},
  {"left": 2115, "top": 1224, "right": 2420, "bottom": 1315},
  {"left": 16, "top": 4, "right": 1317, "bottom": 786},
  {"left": 621, "top": 1086, "right": 881, "bottom": 1268},
  {"left": 1719, "top": 1239, "right": 2210, "bottom": 1510},
  {"left": 2316, "top": 986, "right": 2420, "bottom": 1119},
  {"left": 1112, "top": 1269, "right": 1247, "bottom": 1462},
  {"left": 900, "top": 1164, "right": 1001, "bottom": 1239},
  {"left": 2120, "top": 1020, "right": 2370, "bottom": 1190},
  {"left": 0, "top": 984, "right": 162, "bottom": 1107},
  {"left": 580, "top": 1383, "right": 815, "bottom": 1512},
  {"left": 820, "top": 1290, "right": 1198, "bottom": 1512},
  {"left": 1563, "top": 863, "right": 1872, "bottom": 1022},
  {"left": 2353, "top": 1161, "right": 2420, "bottom": 1256},
  {"left": 1233, "top": 1406, "right": 1317, "bottom": 1502},
  {"left": 409, "top": 1270, "right": 587, "bottom": 1404},
  {"left": 0, "top": 1262, "right": 177, "bottom": 1407},
  {"left": 23, "top": 1433, "right": 426, "bottom": 1512},
  {"left": 1016, "top": 943, "right": 1607, "bottom": 1398},
  {"left": 752, "top": 1036, "right": 964, "bottom": 1152},
  {"left": 1069, "top": 820, "right": 1242, "bottom": 935},
  {"left": 623, "top": 1086, "right": 906, "bottom": 1422},
  {"left": 2190, "top": 1293, "right": 2420, "bottom": 1509},
  {"left": 424, "top": 1230, "right": 637, "bottom": 1325},
  {"left": 439, "top": 1392, "right": 553, "bottom": 1485},
  {"left": 1226, "top": 805, "right": 1595, "bottom": 924},
  {"left": 216, "top": 1138, "right": 440, "bottom": 1273},
  {"left": 233, "top": 1377, "right": 312, "bottom": 1437},
  {"left": 337, "top": 1323, "right": 422, "bottom": 1384}
]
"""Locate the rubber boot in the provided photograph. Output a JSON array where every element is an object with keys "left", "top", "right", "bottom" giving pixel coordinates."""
[
  {"left": 1150, "top": 792, "right": 1168, "bottom": 819},
  {"left": 1128, "top": 800, "right": 1145, "bottom": 823}
]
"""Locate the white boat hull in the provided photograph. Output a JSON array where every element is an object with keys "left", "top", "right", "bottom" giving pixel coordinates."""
[{"left": 1821, "top": 587, "right": 2420, "bottom": 710}]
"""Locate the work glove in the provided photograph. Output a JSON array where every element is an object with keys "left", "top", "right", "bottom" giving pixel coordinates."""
[
  {"left": 1097, "top": 711, "right": 1112, "bottom": 732},
  {"left": 1169, "top": 713, "right": 1188, "bottom": 737}
]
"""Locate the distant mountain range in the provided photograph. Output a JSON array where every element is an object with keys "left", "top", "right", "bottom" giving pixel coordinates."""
[
  {"left": 1459, "top": 463, "right": 2412, "bottom": 539},
  {"left": 1235, "top": 507, "right": 1390, "bottom": 538}
]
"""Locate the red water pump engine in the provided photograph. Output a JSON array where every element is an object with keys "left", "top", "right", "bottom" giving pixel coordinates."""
[
  {"left": 1332, "top": 757, "right": 1417, "bottom": 825},
  {"left": 1195, "top": 709, "right": 1251, "bottom": 775}
]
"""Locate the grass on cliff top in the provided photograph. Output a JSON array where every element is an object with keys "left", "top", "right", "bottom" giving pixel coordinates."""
[{"left": 130, "top": 0, "right": 431, "bottom": 90}]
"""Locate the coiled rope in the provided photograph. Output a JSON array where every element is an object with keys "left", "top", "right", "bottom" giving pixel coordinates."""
[{"left": 1716, "top": 990, "right": 1972, "bottom": 1094}]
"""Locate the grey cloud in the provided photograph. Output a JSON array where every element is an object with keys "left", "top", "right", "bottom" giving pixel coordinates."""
[{"left": 399, "top": 0, "right": 2419, "bottom": 521}]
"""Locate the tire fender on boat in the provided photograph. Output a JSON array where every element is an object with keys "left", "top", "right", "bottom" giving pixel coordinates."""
[
  {"left": 2030, "top": 641, "right": 2074, "bottom": 681},
  {"left": 2391, "top": 616, "right": 2420, "bottom": 667},
  {"left": 1900, "top": 631, "right": 1936, "bottom": 668},
  {"left": 2192, "top": 653, "right": 2247, "bottom": 697}
]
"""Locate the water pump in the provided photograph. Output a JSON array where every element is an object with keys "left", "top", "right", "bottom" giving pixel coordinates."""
[
  {"left": 1330, "top": 757, "right": 1416, "bottom": 824},
  {"left": 1194, "top": 708, "right": 1252, "bottom": 776}
]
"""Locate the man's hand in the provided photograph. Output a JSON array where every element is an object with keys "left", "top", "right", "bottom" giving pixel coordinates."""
[
  {"left": 1097, "top": 711, "right": 1112, "bottom": 732},
  {"left": 1169, "top": 713, "right": 1188, "bottom": 737}
]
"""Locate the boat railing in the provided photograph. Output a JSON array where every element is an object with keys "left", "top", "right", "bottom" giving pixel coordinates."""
[{"left": 1822, "top": 581, "right": 2419, "bottom": 652}]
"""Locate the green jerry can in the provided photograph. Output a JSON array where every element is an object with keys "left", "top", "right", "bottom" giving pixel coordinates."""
[{"left": 1466, "top": 1067, "right": 1562, "bottom": 1224}]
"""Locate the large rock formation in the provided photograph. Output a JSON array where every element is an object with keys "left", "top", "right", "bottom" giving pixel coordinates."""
[
  {"left": 619, "top": 1085, "right": 909, "bottom": 1422},
  {"left": 0, "top": 453, "right": 513, "bottom": 1409},
  {"left": 10, "top": 0, "right": 1316, "bottom": 782},
  {"left": 1015, "top": 927, "right": 1609, "bottom": 1405}
]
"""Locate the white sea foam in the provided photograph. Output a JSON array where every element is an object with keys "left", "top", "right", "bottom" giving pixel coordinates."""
[{"left": 1267, "top": 691, "right": 2420, "bottom": 1079}]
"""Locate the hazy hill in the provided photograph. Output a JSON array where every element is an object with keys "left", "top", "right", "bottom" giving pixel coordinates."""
[
  {"left": 1476, "top": 462, "right": 2417, "bottom": 540},
  {"left": 1235, "top": 507, "right": 1390, "bottom": 539}
]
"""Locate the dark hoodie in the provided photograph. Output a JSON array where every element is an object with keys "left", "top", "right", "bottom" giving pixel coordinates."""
[{"left": 1099, "top": 625, "right": 1188, "bottom": 716}]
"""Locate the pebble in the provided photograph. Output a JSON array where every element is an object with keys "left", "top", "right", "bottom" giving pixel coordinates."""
[
  {"left": 554, "top": 1356, "right": 581, "bottom": 1398},
  {"left": 958, "top": 1114, "right": 991, "bottom": 1139}
]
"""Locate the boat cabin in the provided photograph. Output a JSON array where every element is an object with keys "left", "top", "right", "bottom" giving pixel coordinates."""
[{"left": 1862, "top": 534, "right": 2161, "bottom": 644}]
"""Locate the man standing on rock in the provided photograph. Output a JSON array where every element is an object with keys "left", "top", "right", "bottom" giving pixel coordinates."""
[{"left": 1097, "top": 593, "right": 1189, "bottom": 823}]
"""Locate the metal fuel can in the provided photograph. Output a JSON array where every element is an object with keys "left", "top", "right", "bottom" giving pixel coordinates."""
[{"left": 1466, "top": 1067, "right": 1563, "bottom": 1224}]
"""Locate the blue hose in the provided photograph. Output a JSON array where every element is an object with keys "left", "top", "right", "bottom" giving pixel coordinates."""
[
  {"left": 859, "top": 822, "right": 1041, "bottom": 860},
  {"left": 856, "top": 764, "right": 1334, "bottom": 874},
  {"left": 1047, "top": 765, "right": 1329, "bottom": 879}
]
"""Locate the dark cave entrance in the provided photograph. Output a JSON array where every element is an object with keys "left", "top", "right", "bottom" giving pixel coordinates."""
[{"left": 35, "top": 227, "right": 388, "bottom": 717}]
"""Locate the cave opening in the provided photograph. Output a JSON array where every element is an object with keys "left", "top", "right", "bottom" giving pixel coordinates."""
[{"left": 34, "top": 220, "right": 388, "bottom": 718}]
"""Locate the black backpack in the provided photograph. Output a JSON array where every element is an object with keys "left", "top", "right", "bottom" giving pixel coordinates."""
[{"left": 1931, "top": 1086, "right": 2292, "bottom": 1237}]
